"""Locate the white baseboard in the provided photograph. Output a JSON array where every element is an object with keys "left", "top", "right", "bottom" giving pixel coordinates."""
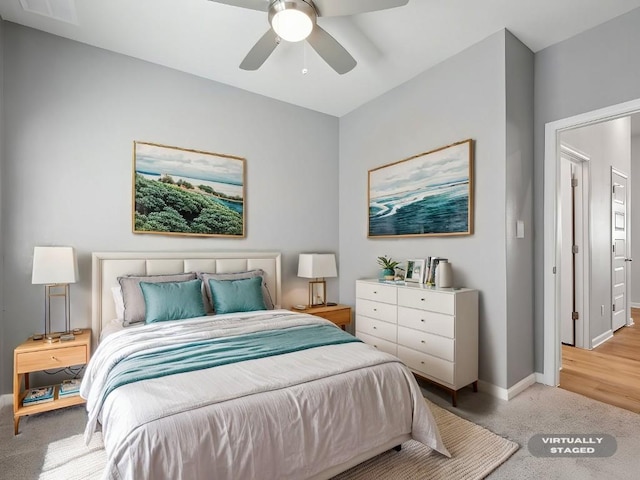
[
  {"left": 630, "top": 302, "right": 640, "bottom": 309},
  {"left": 478, "top": 373, "right": 537, "bottom": 401},
  {"left": 592, "top": 330, "right": 613, "bottom": 348}
]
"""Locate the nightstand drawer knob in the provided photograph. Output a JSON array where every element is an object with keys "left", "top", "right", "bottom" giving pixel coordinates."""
[
  {"left": 373, "top": 326, "right": 377, "bottom": 329},
  {"left": 420, "top": 319, "right": 425, "bottom": 322},
  {"left": 51, "top": 356, "right": 58, "bottom": 361},
  {"left": 421, "top": 340, "right": 425, "bottom": 344},
  {"left": 420, "top": 298, "right": 425, "bottom": 301},
  {"left": 420, "top": 361, "right": 425, "bottom": 365}
]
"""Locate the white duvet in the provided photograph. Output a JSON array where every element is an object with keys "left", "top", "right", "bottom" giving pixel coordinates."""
[{"left": 81, "top": 310, "right": 449, "bottom": 480}]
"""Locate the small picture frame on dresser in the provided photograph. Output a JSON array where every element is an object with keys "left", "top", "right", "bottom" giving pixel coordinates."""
[{"left": 405, "top": 259, "right": 426, "bottom": 283}]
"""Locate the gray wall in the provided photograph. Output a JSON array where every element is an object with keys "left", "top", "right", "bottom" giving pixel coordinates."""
[
  {"left": 534, "top": 7, "right": 640, "bottom": 371},
  {"left": 0, "top": 24, "right": 340, "bottom": 394},
  {"left": 339, "top": 30, "right": 530, "bottom": 389},
  {"left": 630, "top": 130, "right": 640, "bottom": 307},
  {"left": 504, "top": 32, "right": 535, "bottom": 386},
  {"left": 560, "top": 118, "right": 631, "bottom": 341}
]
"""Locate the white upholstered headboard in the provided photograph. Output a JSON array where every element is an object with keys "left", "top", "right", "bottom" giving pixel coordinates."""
[{"left": 91, "top": 251, "right": 282, "bottom": 347}]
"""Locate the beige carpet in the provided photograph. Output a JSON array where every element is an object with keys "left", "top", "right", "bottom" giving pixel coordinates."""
[{"left": 38, "top": 401, "right": 518, "bottom": 480}]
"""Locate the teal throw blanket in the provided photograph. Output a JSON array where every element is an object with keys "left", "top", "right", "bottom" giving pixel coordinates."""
[{"left": 102, "top": 324, "right": 360, "bottom": 402}]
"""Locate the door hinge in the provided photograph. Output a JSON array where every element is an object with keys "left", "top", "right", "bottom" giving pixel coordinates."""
[
  {"left": 572, "top": 311, "right": 579, "bottom": 320},
  {"left": 572, "top": 245, "right": 579, "bottom": 254},
  {"left": 571, "top": 178, "right": 578, "bottom": 187}
]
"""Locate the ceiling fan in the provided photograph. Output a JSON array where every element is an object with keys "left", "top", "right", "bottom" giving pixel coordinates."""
[{"left": 208, "top": 0, "right": 410, "bottom": 74}]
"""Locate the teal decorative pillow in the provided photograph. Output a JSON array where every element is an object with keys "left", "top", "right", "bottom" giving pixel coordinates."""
[
  {"left": 208, "top": 276, "right": 267, "bottom": 314},
  {"left": 140, "top": 279, "right": 206, "bottom": 323}
]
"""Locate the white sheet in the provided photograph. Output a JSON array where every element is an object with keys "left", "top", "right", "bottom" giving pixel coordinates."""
[{"left": 82, "top": 310, "right": 449, "bottom": 480}]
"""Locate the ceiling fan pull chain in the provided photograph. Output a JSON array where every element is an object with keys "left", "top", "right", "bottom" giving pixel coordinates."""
[{"left": 302, "top": 41, "right": 309, "bottom": 75}]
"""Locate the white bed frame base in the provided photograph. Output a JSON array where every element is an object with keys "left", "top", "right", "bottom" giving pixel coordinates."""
[{"left": 91, "top": 251, "right": 282, "bottom": 348}]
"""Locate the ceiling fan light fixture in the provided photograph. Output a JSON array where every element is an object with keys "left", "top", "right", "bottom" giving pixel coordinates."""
[{"left": 269, "top": 0, "right": 316, "bottom": 43}]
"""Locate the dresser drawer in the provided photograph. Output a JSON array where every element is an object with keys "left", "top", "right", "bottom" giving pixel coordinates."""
[
  {"left": 356, "top": 282, "right": 397, "bottom": 304},
  {"left": 397, "top": 306, "right": 455, "bottom": 338},
  {"left": 356, "top": 315, "right": 397, "bottom": 342},
  {"left": 16, "top": 345, "right": 88, "bottom": 374},
  {"left": 397, "top": 326, "right": 454, "bottom": 361},
  {"left": 397, "top": 288, "right": 455, "bottom": 315},
  {"left": 356, "top": 331, "right": 397, "bottom": 356},
  {"left": 398, "top": 346, "right": 454, "bottom": 385},
  {"left": 356, "top": 298, "right": 397, "bottom": 323}
]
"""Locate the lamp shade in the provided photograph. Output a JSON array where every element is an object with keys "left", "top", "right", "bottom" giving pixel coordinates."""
[
  {"left": 32, "top": 246, "right": 79, "bottom": 284},
  {"left": 298, "top": 254, "right": 337, "bottom": 279}
]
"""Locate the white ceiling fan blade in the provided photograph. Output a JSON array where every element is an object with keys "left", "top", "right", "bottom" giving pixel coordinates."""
[
  {"left": 313, "top": 0, "right": 409, "bottom": 17},
  {"left": 207, "top": 0, "right": 269, "bottom": 12},
  {"left": 240, "top": 29, "right": 280, "bottom": 70},
  {"left": 307, "top": 25, "right": 356, "bottom": 74}
]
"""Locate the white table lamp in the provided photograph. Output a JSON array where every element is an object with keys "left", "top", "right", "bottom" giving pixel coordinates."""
[
  {"left": 298, "top": 253, "right": 337, "bottom": 307},
  {"left": 32, "top": 246, "right": 79, "bottom": 342}
]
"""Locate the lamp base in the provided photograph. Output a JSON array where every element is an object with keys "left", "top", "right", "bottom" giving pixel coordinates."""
[
  {"left": 60, "top": 333, "right": 75, "bottom": 342},
  {"left": 326, "top": 302, "right": 337, "bottom": 306}
]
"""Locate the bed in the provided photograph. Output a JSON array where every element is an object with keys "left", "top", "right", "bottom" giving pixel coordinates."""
[{"left": 82, "top": 251, "right": 449, "bottom": 479}]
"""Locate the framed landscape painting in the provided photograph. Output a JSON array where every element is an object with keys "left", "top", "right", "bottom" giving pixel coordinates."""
[
  {"left": 133, "top": 141, "right": 245, "bottom": 237},
  {"left": 368, "top": 139, "right": 473, "bottom": 238}
]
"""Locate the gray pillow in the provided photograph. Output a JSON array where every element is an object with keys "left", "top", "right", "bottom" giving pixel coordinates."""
[
  {"left": 119, "top": 272, "right": 197, "bottom": 326},
  {"left": 198, "top": 269, "right": 274, "bottom": 314}
]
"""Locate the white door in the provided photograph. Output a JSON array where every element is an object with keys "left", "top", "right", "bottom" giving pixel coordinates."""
[{"left": 611, "top": 168, "right": 629, "bottom": 332}]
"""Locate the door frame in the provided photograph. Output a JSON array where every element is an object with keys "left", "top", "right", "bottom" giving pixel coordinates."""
[{"left": 543, "top": 97, "right": 640, "bottom": 387}]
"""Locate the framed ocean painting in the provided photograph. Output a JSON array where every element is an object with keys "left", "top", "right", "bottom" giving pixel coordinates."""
[
  {"left": 368, "top": 139, "right": 473, "bottom": 237},
  {"left": 133, "top": 141, "right": 245, "bottom": 237}
]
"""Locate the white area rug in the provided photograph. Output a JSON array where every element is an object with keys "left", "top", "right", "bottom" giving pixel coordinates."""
[{"left": 38, "top": 401, "right": 518, "bottom": 480}]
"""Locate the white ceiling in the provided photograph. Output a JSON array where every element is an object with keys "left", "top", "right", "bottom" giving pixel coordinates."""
[{"left": 2, "top": 0, "right": 640, "bottom": 117}]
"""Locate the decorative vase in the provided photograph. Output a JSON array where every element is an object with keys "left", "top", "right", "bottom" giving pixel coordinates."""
[
  {"left": 381, "top": 268, "right": 395, "bottom": 280},
  {"left": 437, "top": 260, "right": 453, "bottom": 288}
]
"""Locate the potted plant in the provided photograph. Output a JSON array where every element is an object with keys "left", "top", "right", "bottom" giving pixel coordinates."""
[{"left": 377, "top": 255, "right": 400, "bottom": 280}]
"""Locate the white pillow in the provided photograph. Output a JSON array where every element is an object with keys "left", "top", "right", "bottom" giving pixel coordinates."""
[{"left": 111, "top": 286, "right": 125, "bottom": 320}]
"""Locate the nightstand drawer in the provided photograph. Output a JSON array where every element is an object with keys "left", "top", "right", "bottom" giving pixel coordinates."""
[
  {"left": 317, "top": 309, "right": 350, "bottom": 326},
  {"left": 16, "top": 345, "right": 87, "bottom": 373}
]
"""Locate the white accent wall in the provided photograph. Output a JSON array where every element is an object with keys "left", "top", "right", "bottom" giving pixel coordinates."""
[{"left": 0, "top": 24, "right": 340, "bottom": 393}]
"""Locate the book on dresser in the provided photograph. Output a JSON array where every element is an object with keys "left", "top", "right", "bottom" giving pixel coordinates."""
[
  {"left": 23, "top": 385, "right": 54, "bottom": 406},
  {"left": 59, "top": 378, "right": 82, "bottom": 397}
]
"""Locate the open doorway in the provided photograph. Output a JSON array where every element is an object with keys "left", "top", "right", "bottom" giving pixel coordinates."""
[{"left": 543, "top": 99, "right": 640, "bottom": 390}]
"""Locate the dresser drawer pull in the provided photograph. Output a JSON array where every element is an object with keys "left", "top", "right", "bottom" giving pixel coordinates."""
[
  {"left": 51, "top": 356, "right": 58, "bottom": 361},
  {"left": 421, "top": 298, "right": 425, "bottom": 301},
  {"left": 421, "top": 340, "right": 425, "bottom": 344},
  {"left": 421, "top": 361, "right": 425, "bottom": 365},
  {"left": 373, "top": 326, "right": 377, "bottom": 330},
  {"left": 420, "top": 319, "right": 425, "bottom": 322},
  {"left": 373, "top": 308, "right": 377, "bottom": 311}
]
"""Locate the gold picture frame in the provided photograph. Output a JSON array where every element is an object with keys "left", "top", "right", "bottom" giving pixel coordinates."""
[
  {"left": 132, "top": 141, "right": 246, "bottom": 238},
  {"left": 368, "top": 139, "right": 474, "bottom": 238}
]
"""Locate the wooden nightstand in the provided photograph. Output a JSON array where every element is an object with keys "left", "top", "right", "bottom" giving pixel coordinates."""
[
  {"left": 294, "top": 304, "right": 352, "bottom": 330},
  {"left": 13, "top": 329, "right": 91, "bottom": 435}
]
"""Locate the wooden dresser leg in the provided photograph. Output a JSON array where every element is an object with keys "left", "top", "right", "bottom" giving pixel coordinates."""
[
  {"left": 451, "top": 390, "right": 458, "bottom": 407},
  {"left": 472, "top": 380, "right": 478, "bottom": 392},
  {"left": 14, "top": 416, "right": 20, "bottom": 435}
]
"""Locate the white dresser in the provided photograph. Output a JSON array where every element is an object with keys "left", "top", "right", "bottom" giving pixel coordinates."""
[{"left": 355, "top": 279, "right": 478, "bottom": 406}]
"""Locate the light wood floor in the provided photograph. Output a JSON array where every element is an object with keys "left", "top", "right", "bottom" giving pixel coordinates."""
[{"left": 560, "top": 308, "right": 640, "bottom": 413}]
